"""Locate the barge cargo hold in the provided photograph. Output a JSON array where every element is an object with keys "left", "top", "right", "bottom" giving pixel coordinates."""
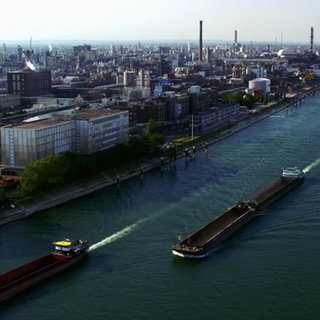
[
  {"left": 172, "top": 168, "right": 304, "bottom": 258},
  {"left": 0, "top": 239, "right": 89, "bottom": 304}
]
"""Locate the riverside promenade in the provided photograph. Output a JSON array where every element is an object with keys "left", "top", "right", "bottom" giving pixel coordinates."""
[{"left": 0, "top": 89, "right": 316, "bottom": 226}]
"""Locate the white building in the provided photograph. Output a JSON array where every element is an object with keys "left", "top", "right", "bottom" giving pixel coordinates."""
[
  {"left": 71, "top": 109, "right": 129, "bottom": 154},
  {"left": 0, "top": 109, "right": 129, "bottom": 167},
  {"left": 1, "top": 118, "right": 75, "bottom": 166}
]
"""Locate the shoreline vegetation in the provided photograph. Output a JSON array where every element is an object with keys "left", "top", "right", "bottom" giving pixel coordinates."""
[{"left": 1, "top": 85, "right": 319, "bottom": 226}]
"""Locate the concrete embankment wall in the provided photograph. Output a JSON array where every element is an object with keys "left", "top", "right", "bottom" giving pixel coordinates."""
[{"left": 0, "top": 163, "right": 157, "bottom": 226}]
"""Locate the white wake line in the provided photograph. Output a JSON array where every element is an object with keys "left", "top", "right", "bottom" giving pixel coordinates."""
[
  {"left": 303, "top": 157, "right": 320, "bottom": 173},
  {"left": 89, "top": 216, "right": 150, "bottom": 251},
  {"left": 88, "top": 201, "right": 179, "bottom": 252}
]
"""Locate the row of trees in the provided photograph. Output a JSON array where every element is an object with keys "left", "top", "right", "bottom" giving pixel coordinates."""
[
  {"left": 17, "top": 120, "right": 164, "bottom": 197},
  {"left": 18, "top": 137, "right": 147, "bottom": 195},
  {"left": 225, "top": 91, "right": 256, "bottom": 108},
  {"left": 0, "top": 109, "right": 27, "bottom": 118}
]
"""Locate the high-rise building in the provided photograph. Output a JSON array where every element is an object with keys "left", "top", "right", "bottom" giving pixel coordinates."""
[
  {"left": 123, "top": 70, "right": 136, "bottom": 87},
  {"left": 17, "top": 45, "right": 23, "bottom": 62},
  {"left": 198, "top": 20, "right": 203, "bottom": 64},
  {"left": 73, "top": 44, "right": 91, "bottom": 56},
  {"left": 7, "top": 69, "right": 51, "bottom": 97},
  {"left": 136, "top": 69, "right": 150, "bottom": 88}
]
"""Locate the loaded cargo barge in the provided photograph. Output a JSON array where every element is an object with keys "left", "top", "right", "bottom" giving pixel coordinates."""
[
  {"left": 172, "top": 167, "right": 304, "bottom": 258},
  {"left": 0, "top": 239, "right": 89, "bottom": 304}
]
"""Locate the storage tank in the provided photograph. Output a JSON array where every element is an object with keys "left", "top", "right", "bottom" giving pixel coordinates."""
[
  {"left": 248, "top": 78, "right": 270, "bottom": 96},
  {"left": 189, "top": 85, "right": 201, "bottom": 94}
]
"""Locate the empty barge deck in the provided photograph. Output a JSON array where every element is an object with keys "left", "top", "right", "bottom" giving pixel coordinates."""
[{"left": 172, "top": 168, "right": 304, "bottom": 258}]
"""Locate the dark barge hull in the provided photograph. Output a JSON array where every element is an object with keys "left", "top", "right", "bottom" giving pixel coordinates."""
[
  {"left": 172, "top": 175, "right": 303, "bottom": 258},
  {"left": 0, "top": 252, "right": 86, "bottom": 304},
  {"left": 250, "top": 176, "right": 303, "bottom": 209},
  {"left": 172, "top": 204, "right": 255, "bottom": 258}
]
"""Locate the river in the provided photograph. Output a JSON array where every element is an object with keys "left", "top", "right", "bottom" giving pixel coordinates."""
[{"left": 1, "top": 94, "right": 320, "bottom": 319}]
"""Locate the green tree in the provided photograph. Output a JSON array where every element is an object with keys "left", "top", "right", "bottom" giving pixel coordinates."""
[
  {"left": 242, "top": 94, "right": 255, "bottom": 109},
  {"left": 19, "top": 154, "right": 71, "bottom": 195},
  {"left": 225, "top": 91, "right": 256, "bottom": 109},
  {"left": 145, "top": 119, "right": 165, "bottom": 152},
  {"left": 146, "top": 119, "right": 158, "bottom": 136},
  {"left": 0, "top": 187, "right": 6, "bottom": 203},
  {"left": 147, "top": 132, "right": 165, "bottom": 149},
  {"left": 127, "top": 135, "right": 149, "bottom": 159},
  {"left": 225, "top": 91, "right": 246, "bottom": 104}
]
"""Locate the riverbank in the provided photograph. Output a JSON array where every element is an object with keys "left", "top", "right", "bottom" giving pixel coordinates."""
[{"left": 0, "top": 87, "right": 318, "bottom": 226}]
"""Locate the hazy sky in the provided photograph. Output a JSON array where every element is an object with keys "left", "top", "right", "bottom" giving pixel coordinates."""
[{"left": 2, "top": 0, "right": 320, "bottom": 44}]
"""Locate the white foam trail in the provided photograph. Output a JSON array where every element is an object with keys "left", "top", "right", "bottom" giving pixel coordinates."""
[
  {"left": 88, "top": 201, "right": 180, "bottom": 252},
  {"left": 89, "top": 216, "right": 150, "bottom": 251},
  {"left": 303, "top": 157, "right": 320, "bottom": 173}
]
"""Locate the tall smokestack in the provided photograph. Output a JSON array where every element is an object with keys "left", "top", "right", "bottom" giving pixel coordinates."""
[
  {"left": 310, "top": 27, "right": 314, "bottom": 53},
  {"left": 234, "top": 30, "right": 238, "bottom": 44},
  {"left": 198, "top": 20, "right": 203, "bottom": 64}
]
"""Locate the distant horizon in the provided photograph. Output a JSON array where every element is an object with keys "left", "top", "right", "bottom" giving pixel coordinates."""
[
  {"left": 2, "top": 0, "right": 320, "bottom": 47},
  {"left": 1, "top": 38, "right": 311, "bottom": 49}
]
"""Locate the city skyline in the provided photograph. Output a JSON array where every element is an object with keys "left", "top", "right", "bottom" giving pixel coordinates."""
[{"left": 2, "top": 0, "right": 320, "bottom": 45}]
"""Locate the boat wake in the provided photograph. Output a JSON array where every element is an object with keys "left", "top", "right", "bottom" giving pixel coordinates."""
[
  {"left": 89, "top": 202, "right": 179, "bottom": 252},
  {"left": 89, "top": 216, "right": 150, "bottom": 251},
  {"left": 303, "top": 157, "right": 320, "bottom": 173}
]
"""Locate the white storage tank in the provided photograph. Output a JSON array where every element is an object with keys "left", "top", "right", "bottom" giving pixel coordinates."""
[
  {"left": 189, "top": 85, "right": 201, "bottom": 94},
  {"left": 248, "top": 78, "right": 270, "bottom": 96}
]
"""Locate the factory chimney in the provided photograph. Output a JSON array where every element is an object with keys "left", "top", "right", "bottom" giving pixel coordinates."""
[
  {"left": 234, "top": 30, "right": 238, "bottom": 44},
  {"left": 310, "top": 27, "right": 314, "bottom": 53},
  {"left": 198, "top": 20, "right": 203, "bottom": 64}
]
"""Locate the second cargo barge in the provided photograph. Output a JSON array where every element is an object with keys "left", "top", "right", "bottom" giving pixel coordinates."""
[
  {"left": 172, "top": 167, "right": 304, "bottom": 258},
  {"left": 0, "top": 239, "right": 89, "bottom": 304}
]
